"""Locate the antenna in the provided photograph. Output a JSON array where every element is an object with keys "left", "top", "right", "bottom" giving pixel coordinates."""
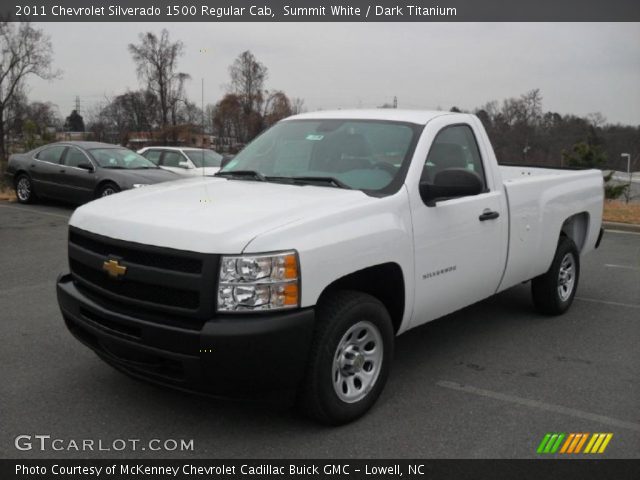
[{"left": 202, "top": 77, "right": 205, "bottom": 178}]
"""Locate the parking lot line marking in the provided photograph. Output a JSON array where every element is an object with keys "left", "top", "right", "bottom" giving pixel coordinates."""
[
  {"left": 604, "top": 264, "right": 640, "bottom": 271},
  {"left": 575, "top": 297, "right": 640, "bottom": 309},
  {"left": 0, "top": 204, "right": 70, "bottom": 219},
  {"left": 604, "top": 229, "right": 640, "bottom": 236},
  {"left": 436, "top": 380, "right": 640, "bottom": 433}
]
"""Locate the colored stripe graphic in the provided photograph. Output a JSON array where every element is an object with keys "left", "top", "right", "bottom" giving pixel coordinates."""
[
  {"left": 538, "top": 433, "right": 612, "bottom": 454},
  {"left": 537, "top": 434, "right": 552, "bottom": 454},
  {"left": 574, "top": 433, "right": 589, "bottom": 453},
  {"left": 585, "top": 433, "right": 613, "bottom": 453},
  {"left": 559, "top": 433, "right": 575, "bottom": 453}
]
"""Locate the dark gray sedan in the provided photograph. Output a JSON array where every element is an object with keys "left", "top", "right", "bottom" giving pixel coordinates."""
[{"left": 5, "top": 141, "right": 179, "bottom": 204}]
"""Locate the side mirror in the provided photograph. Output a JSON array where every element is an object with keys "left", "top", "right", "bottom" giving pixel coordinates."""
[
  {"left": 178, "top": 161, "right": 191, "bottom": 169},
  {"left": 419, "top": 168, "right": 483, "bottom": 206},
  {"left": 77, "top": 162, "right": 94, "bottom": 172}
]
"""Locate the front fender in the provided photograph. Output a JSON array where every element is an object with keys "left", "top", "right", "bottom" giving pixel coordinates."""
[{"left": 243, "top": 188, "right": 416, "bottom": 334}]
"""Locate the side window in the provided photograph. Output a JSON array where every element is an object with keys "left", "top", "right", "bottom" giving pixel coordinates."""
[
  {"left": 142, "top": 150, "right": 162, "bottom": 165},
  {"left": 64, "top": 148, "right": 89, "bottom": 167},
  {"left": 161, "top": 151, "right": 183, "bottom": 168},
  {"left": 36, "top": 146, "right": 67, "bottom": 164},
  {"left": 423, "top": 125, "right": 487, "bottom": 190}
]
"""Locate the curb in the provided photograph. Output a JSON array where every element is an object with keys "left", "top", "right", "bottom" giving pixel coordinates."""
[{"left": 603, "top": 221, "right": 640, "bottom": 233}]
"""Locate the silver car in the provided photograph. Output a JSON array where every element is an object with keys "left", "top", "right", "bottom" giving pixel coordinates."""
[{"left": 137, "top": 147, "right": 223, "bottom": 177}]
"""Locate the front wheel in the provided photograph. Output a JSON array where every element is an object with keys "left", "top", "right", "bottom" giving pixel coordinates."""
[
  {"left": 15, "top": 174, "right": 37, "bottom": 204},
  {"left": 96, "top": 182, "right": 120, "bottom": 198},
  {"left": 531, "top": 236, "right": 580, "bottom": 315},
  {"left": 299, "top": 291, "right": 394, "bottom": 425}
]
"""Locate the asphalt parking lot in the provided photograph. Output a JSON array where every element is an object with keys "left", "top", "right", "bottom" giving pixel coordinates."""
[{"left": 1, "top": 201, "right": 638, "bottom": 459}]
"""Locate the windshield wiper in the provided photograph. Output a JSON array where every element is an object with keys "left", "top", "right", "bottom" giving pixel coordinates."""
[
  {"left": 277, "top": 176, "right": 352, "bottom": 189},
  {"left": 215, "top": 170, "right": 266, "bottom": 181},
  {"left": 101, "top": 166, "right": 125, "bottom": 169}
]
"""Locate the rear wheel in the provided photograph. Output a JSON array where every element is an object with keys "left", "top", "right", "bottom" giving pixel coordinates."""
[
  {"left": 15, "top": 174, "right": 37, "bottom": 204},
  {"left": 96, "top": 182, "right": 120, "bottom": 198},
  {"left": 532, "top": 236, "right": 580, "bottom": 315},
  {"left": 299, "top": 291, "right": 394, "bottom": 425}
]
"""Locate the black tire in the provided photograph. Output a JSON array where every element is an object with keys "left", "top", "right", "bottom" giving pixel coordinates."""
[
  {"left": 531, "top": 236, "right": 580, "bottom": 315},
  {"left": 14, "top": 174, "right": 37, "bottom": 204},
  {"left": 96, "top": 182, "right": 120, "bottom": 198},
  {"left": 299, "top": 290, "right": 394, "bottom": 425}
]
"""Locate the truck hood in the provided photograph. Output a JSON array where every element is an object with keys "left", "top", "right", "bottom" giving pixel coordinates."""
[{"left": 69, "top": 177, "right": 372, "bottom": 253}]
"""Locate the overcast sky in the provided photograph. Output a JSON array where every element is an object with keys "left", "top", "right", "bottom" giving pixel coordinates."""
[{"left": 27, "top": 22, "right": 640, "bottom": 125}]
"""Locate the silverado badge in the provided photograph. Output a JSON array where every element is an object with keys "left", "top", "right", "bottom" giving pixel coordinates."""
[{"left": 102, "top": 259, "right": 127, "bottom": 278}]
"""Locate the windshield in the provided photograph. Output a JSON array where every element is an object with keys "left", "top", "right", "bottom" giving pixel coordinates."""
[
  {"left": 219, "top": 120, "right": 419, "bottom": 193},
  {"left": 90, "top": 148, "right": 159, "bottom": 169},
  {"left": 185, "top": 150, "right": 223, "bottom": 168}
]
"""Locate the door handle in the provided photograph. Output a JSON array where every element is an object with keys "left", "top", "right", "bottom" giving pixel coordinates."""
[
  {"left": 59, "top": 169, "right": 66, "bottom": 173},
  {"left": 479, "top": 210, "right": 500, "bottom": 221}
]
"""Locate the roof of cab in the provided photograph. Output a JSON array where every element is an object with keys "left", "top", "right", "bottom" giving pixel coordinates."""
[
  {"left": 284, "top": 109, "right": 459, "bottom": 125},
  {"left": 51, "top": 141, "right": 121, "bottom": 149}
]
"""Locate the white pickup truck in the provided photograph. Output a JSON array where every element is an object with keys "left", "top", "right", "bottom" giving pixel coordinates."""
[{"left": 57, "top": 110, "right": 604, "bottom": 424}]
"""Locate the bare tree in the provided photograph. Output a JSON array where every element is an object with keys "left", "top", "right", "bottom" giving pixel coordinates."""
[
  {"left": 228, "top": 50, "right": 268, "bottom": 116},
  {"left": 291, "top": 97, "right": 305, "bottom": 115},
  {"left": 0, "top": 21, "right": 59, "bottom": 163},
  {"left": 128, "top": 29, "right": 189, "bottom": 139},
  {"left": 263, "top": 90, "right": 292, "bottom": 127}
]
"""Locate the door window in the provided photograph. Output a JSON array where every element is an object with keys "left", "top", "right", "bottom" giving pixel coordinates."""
[
  {"left": 64, "top": 147, "right": 89, "bottom": 167},
  {"left": 142, "top": 149, "right": 162, "bottom": 165},
  {"left": 161, "top": 151, "right": 184, "bottom": 168},
  {"left": 422, "top": 125, "right": 486, "bottom": 189},
  {"left": 36, "top": 146, "right": 67, "bottom": 164}
]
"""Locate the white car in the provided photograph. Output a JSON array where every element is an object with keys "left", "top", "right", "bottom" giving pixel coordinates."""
[
  {"left": 137, "top": 146, "right": 223, "bottom": 176},
  {"left": 59, "top": 110, "right": 604, "bottom": 424}
]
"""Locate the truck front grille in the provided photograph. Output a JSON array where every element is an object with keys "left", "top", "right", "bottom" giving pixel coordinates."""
[{"left": 68, "top": 227, "right": 219, "bottom": 327}]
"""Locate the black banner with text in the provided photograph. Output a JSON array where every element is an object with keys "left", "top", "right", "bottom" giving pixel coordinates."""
[
  {"left": 3, "top": 0, "right": 640, "bottom": 22},
  {"left": 4, "top": 459, "right": 640, "bottom": 480}
]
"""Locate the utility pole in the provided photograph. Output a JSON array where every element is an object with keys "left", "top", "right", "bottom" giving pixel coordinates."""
[
  {"left": 74, "top": 95, "right": 81, "bottom": 113},
  {"left": 393, "top": 96, "right": 398, "bottom": 109},
  {"left": 621, "top": 153, "right": 631, "bottom": 203}
]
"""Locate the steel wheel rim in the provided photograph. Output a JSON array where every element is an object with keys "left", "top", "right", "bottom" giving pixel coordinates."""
[
  {"left": 332, "top": 320, "right": 383, "bottom": 403},
  {"left": 557, "top": 253, "right": 576, "bottom": 301},
  {"left": 16, "top": 177, "right": 30, "bottom": 201},
  {"left": 101, "top": 187, "right": 115, "bottom": 197}
]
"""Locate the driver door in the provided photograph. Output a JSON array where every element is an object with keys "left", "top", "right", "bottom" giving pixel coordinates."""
[{"left": 409, "top": 120, "right": 507, "bottom": 328}]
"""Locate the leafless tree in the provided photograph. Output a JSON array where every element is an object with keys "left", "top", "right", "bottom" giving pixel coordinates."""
[
  {"left": 128, "top": 30, "right": 189, "bottom": 139},
  {"left": 290, "top": 97, "right": 305, "bottom": 115},
  {"left": 228, "top": 50, "right": 268, "bottom": 115},
  {"left": 263, "top": 90, "right": 292, "bottom": 127},
  {"left": 0, "top": 21, "right": 60, "bottom": 162}
]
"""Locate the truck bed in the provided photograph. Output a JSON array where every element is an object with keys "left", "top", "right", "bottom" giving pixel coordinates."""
[{"left": 497, "top": 166, "right": 604, "bottom": 292}]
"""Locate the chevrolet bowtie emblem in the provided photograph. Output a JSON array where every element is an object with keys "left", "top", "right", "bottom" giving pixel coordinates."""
[{"left": 102, "top": 259, "right": 127, "bottom": 278}]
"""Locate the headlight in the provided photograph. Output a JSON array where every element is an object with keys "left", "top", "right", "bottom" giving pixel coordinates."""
[
  {"left": 132, "top": 184, "right": 149, "bottom": 188},
  {"left": 217, "top": 251, "right": 299, "bottom": 312}
]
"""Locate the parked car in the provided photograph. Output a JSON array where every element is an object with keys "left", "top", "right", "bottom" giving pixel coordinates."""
[
  {"left": 137, "top": 146, "right": 223, "bottom": 176},
  {"left": 6, "top": 141, "right": 179, "bottom": 204},
  {"left": 57, "top": 110, "right": 604, "bottom": 424}
]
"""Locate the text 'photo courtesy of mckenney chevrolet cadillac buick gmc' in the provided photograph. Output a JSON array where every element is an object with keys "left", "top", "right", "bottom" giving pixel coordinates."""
[
  {"left": 56, "top": 110, "right": 604, "bottom": 424},
  {"left": 6, "top": 141, "right": 180, "bottom": 204}
]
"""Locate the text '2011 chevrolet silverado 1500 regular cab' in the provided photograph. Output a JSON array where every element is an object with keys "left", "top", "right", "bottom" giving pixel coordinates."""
[{"left": 57, "top": 110, "right": 604, "bottom": 424}]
